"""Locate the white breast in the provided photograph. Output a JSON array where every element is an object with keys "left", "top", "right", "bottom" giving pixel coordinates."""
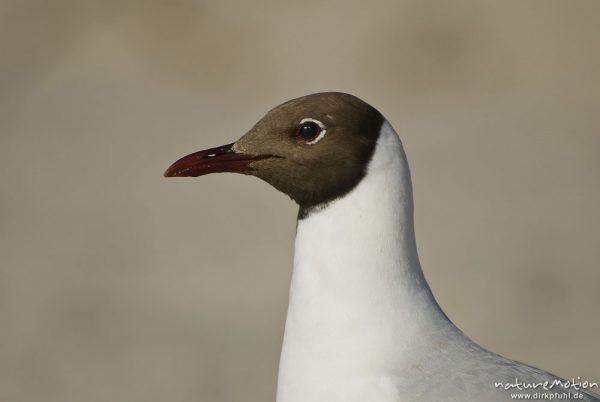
[{"left": 276, "top": 121, "right": 458, "bottom": 402}]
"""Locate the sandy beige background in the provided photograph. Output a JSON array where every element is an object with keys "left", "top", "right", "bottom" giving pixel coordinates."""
[{"left": 1, "top": 1, "right": 599, "bottom": 401}]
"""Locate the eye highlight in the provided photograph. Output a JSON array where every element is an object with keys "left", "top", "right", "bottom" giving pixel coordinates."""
[{"left": 297, "top": 118, "right": 327, "bottom": 145}]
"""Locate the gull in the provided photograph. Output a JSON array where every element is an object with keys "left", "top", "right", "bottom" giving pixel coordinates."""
[{"left": 165, "top": 92, "right": 599, "bottom": 401}]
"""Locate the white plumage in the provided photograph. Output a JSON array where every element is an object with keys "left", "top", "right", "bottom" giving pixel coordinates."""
[{"left": 277, "top": 121, "right": 598, "bottom": 402}]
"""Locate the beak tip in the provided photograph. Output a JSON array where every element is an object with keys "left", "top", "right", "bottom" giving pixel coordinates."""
[{"left": 163, "top": 167, "right": 175, "bottom": 178}]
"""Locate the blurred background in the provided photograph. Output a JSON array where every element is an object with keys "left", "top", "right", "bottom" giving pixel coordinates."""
[{"left": 1, "top": 1, "right": 599, "bottom": 401}]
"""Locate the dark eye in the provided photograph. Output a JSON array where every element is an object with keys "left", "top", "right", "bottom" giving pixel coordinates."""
[{"left": 297, "top": 121, "right": 322, "bottom": 142}]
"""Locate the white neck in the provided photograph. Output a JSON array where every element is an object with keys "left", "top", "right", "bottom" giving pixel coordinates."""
[{"left": 276, "top": 121, "right": 461, "bottom": 402}]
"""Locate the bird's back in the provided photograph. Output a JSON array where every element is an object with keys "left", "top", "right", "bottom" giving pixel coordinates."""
[{"left": 395, "top": 334, "right": 600, "bottom": 401}]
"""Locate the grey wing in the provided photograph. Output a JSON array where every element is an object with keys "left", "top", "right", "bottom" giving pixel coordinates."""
[
  {"left": 466, "top": 348, "right": 600, "bottom": 401},
  {"left": 418, "top": 342, "right": 600, "bottom": 401}
]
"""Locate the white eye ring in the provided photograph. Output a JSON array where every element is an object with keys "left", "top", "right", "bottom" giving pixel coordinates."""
[{"left": 299, "top": 118, "right": 327, "bottom": 145}]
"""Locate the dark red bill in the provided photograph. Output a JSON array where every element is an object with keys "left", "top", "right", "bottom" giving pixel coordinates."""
[{"left": 164, "top": 143, "right": 273, "bottom": 177}]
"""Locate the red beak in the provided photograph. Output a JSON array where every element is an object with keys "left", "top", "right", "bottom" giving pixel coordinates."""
[{"left": 164, "top": 143, "right": 272, "bottom": 178}]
